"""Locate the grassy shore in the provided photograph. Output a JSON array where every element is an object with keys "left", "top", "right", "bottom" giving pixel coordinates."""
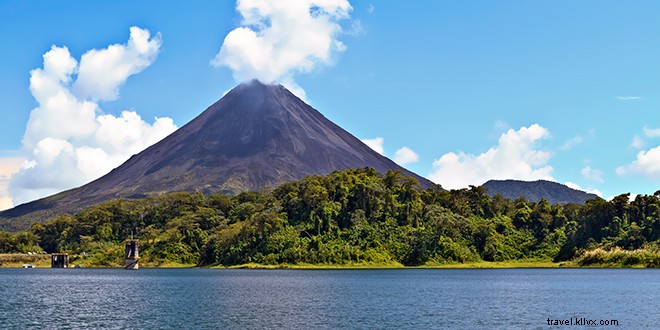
[
  {"left": 215, "top": 259, "right": 571, "bottom": 269},
  {"left": 575, "top": 247, "right": 659, "bottom": 268},
  {"left": 3, "top": 252, "right": 659, "bottom": 269},
  {"left": 0, "top": 253, "right": 51, "bottom": 268},
  {"left": 0, "top": 254, "right": 199, "bottom": 269},
  {"left": 424, "top": 260, "right": 571, "bottom": 268},
  {"left": 221, "top": 261, "right": 406, "bottom": 269}
]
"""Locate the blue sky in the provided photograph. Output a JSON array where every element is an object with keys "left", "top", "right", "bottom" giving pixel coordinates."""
[{"left": 1, "top": 0, "right": 660, "bottom": 210}]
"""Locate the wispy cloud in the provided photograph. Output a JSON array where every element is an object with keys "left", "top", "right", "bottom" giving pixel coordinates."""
[
  {"left": 560, "top": 135, "right": 584, "bottom": 151},
  {"left": 627, "top": 127, "right": 660, "bottom": 150},
  {"left": 616, "top": 96, "right": 642, "bottom": 101},
  {"left": 643, "top": 126, "right": 660, "bottom": 138},
  {"left": 581, "top": 166, "right": 604, "bottom": 183},
  {"left": 493, "top": 120, "right": 509, "bottom": 131},
  {"left": 631, "top": 135, "right": 645, "bottom": 149}
]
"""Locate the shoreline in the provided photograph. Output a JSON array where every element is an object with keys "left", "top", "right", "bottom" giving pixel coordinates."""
[
  {"left": 220, "top": 260, "right": 572, "bottom": 269},
  {"left": 3, "top": 254, "right": 657, "bottom": 269}
]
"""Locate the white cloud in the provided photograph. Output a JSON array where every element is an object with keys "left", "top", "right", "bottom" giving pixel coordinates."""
[
  {"left": 367, "top": 4, "right": 375, "bottom": 14},
  {"left": 0, "top": 158, "right": 24, "bottom": 211},
  {"left": 429, "top": 124, "right": 554, "bottom": 189},
  {"left": 7, "top": 27, "right": 177, "bottom": 207},
  {"left": 564, "top": 181, "right": 603, "bottom": 198},
  {"left": 616, "top": 96, "right": 642, "bottom": 101},
  {"left": 628, "top": 126, "right": 660, "bottom": 151},
  {"left": 278, "top": 76, "right": 308, "bottom": 101},
  {"left": 643, "top": 127, "right": 660, "bottom": 138},
  {"left": 361, "top": 138, "right": 419, "bottom": 166},
  {"left": 95, "top": 111, "right": 175, "bottom": 155},
  {"left": 361, "top": 137, "right": 384, "bottom": 155},
  {"left": 493, "top": 120, "right": 509, "bottom": 132},
  {"left": 560, "top": 135, "right": 583, "bottom": 151},
  {"left": 581, "top": 166, "right": 604, "bottom": 183},
  {"left": 631, "top": 135, "right": 645, "bottom": 149},
  {"left": 74, "top": 26, "right": 162, "bottom": 101},
  {"left": 212, "top": 0, "right": 353, "bottom": 98},
  {"left": 394, "top": 146, "right": 419, "bottom": 166},
  {"left": 616, "top": 146, "right": 660, "bottom": 180},
  {"left": 563, "top": 181, "right": 580, "bottom": 191}
]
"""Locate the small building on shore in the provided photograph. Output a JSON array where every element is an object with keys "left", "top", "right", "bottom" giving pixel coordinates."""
[
  {"left": 125, "top": 240, "right": 139, "bottom": 270},
  {"left": 51, "top": 253, "right": 69, "bottom": 268}
]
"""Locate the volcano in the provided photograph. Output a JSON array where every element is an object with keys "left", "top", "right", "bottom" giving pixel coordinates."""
[{"left": 1, "top": 80, "right": 433, "bottom": 230}]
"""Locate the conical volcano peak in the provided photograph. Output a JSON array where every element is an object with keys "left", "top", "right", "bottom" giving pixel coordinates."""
[
  {"left": 239, "top": 79, "right": 282, "bottom": 88},
  {"left": 215, "top": 79, "right": 303, "bottom": 117},
  {"left": 228, "top": 79, "right": 292, "bottom": 99},
  {"left": 0, "top": 79, "right": 433, "bottom": 230},
  {"left": 231, "top": 79, "right": 282, "bottom": 93}
]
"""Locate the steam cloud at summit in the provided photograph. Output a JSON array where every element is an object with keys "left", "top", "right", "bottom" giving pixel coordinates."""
[{"left": 212, "top": 0, "right": 353, "bottom": 99}]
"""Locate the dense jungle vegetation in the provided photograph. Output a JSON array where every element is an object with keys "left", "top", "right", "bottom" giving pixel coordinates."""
[{"left": 1, "top": 168, "right": 658, "bottom": 267}]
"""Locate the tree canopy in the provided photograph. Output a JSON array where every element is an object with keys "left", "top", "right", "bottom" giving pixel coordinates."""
[{"left": 1, "top": 168, "right": 658, "bottom": 267}]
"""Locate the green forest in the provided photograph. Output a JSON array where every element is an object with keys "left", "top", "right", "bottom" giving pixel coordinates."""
[{"left": 1, "top": 168, "right": 658, "bottom": 267}]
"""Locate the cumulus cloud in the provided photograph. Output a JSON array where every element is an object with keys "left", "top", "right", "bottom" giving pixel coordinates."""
[
  {"left": 581, "top": 166, "right": 604, "bottom": 183},
  {"left": 361, "top": 137, "right": 384, "bottom": 155},
  {"left": 361, "top": 137, "right": 419, "bottom": 167},
  {"left": 394, "top": 146, "right": 419, "bottom": 166},
  {"left": 429, "top": 124, "right": 554, "bottom": 189},
  {"left": 74, "top": 27, "right": 162, "bottom": 101},
  {"left": 618, "top": 127, "right": 660, "bottom": 179},
  {"left": 0, "top": 158, "right": 24, "bottom": 211},
  {"left": 8, "top": 27, "right": 177, "bottom": 207},
  {"left": 212, "top": 0, "right": 353, "bottom": 98},
  {"left": 616, "top": 146, "right": 660, "bottom": 180}
]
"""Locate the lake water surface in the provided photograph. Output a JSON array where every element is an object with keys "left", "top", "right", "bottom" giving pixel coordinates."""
[{"left": 0, "top": 268, "right": 657, "bottom": 329}]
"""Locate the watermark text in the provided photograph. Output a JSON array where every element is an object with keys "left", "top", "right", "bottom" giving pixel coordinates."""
[{"left": 547, "top": 317, "right": 618, "bottom": 326}]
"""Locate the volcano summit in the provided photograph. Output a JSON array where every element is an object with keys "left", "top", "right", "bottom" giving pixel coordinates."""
[{"left": 0, "top": 80, "right": 432, "bottom": 230}]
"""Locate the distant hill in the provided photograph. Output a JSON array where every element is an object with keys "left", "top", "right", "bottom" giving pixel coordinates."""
[
  {"left": 0, "top": 80, "right": 432, "bottom": 231},
  {"left": 482, "top": 179, "right": 599, "bottom": 204}
]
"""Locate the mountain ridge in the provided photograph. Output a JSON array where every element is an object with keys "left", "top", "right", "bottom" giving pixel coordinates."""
[{"left": 482, "top": 179, "right": 599, "bottom": 204}]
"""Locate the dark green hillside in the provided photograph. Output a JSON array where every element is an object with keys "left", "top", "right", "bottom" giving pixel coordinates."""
[{"left": 1, "top": 168, "right": 658, "bottom": 267}]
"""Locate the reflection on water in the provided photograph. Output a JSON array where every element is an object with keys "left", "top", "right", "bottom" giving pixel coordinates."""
[{"left": 0, "top": 268, "right": 657, "bottom": 329}]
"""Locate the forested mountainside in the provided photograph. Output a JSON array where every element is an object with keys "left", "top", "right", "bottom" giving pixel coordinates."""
[{"left": 1, "top": 168, "right": 658, "bottom": 267}]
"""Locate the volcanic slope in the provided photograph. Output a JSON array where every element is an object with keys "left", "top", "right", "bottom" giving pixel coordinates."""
[{"left": 0, "top": 80, "right": 433, "bottom": 230}]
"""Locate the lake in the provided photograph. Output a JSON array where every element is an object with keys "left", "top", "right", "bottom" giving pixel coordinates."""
[{"left": 0, "top": 268, "right": 657, "bottom": 329}]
